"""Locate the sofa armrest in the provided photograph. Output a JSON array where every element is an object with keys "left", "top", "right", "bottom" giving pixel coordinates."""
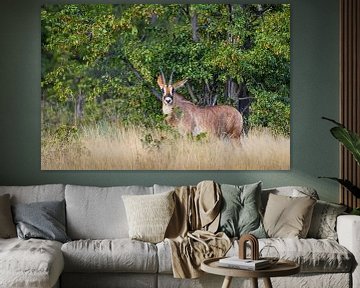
[{"left": 337, "top": 215, "right": 360, "bottom": 288}]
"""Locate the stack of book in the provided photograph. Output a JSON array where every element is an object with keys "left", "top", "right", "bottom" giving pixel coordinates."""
[{"left": 218, "top": 257, "right": 271, "bottom": 270}]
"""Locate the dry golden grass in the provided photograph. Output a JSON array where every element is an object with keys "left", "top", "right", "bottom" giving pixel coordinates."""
[{"left": 41, "top": 124, "right": 290, "bottom": 170}]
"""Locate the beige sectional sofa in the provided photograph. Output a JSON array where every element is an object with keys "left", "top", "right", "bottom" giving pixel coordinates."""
[{"left": 0, "top": 184, "right": 359, "bottom": 288}]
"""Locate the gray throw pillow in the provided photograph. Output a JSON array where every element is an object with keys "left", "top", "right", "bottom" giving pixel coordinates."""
[
  {"left": 307, "top": 200, "right": 347, "bottom": 240},
  {"left": 12, "top": 200, "right": 70, "bottom": 243},
  {"left": 218, "top": 182, "right": 266, "bottom": 238},
  {"left": 0, "top": 194, "right": 16, "bottom": 238}
]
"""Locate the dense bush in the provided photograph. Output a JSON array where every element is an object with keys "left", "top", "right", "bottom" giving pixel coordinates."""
[{"left": 41, "top": 4, "right": 290, "bottom": 136}]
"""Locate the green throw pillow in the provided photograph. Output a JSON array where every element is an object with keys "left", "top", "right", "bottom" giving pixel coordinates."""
[{"left": 218, "top": 182, "right": 266, "bottom": 238}]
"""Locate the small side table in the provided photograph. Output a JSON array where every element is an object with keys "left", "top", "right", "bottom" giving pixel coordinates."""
[{"left": 201, "top": 257, "right": 300, "bottom": 288}]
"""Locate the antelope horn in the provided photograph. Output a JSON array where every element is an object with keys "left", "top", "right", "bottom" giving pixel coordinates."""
[
  {"left": 159, "top": 68, "right": 166, "bottom": 85},
  {"left": 169, "top": 69, "right": 175, "bottom": 86}
]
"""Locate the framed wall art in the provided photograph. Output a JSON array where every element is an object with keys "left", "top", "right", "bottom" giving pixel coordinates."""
[{"left": 41, "top": 4, "right": 290, "bottom": 170}]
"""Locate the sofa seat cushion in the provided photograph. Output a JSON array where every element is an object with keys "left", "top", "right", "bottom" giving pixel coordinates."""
[
  {"left": 261, "top": 238, "right": 353, "bottom": 273},
  {"left": 156, "top": 240, "right": 173, "bottom": 274},
  {"left": 62, "top": 239, "right": 158, "bottom": 273},
  {"left": 0, "top": 238, "right": 64, "bottom": 288},
  {"left": 157, "top": 238, "right": 354, "bottom": 274},
  {"left": 230, "top": 238, "right": 354, "bottom": 273}
]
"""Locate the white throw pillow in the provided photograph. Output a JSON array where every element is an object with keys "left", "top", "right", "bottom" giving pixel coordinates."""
[{"left": 122, "top": 191, "right": 175, "bottom": 243}]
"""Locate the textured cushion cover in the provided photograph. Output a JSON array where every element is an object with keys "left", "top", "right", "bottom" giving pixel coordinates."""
[
  {"left": 218, "top": 182, "right": 266, "bottom": 238},
  {"left": 65, "top": 185, "right": 153, "bottom": 239},
  {"left": 122, "top": 191, "right": 175, "bottom": 243},
  {"left": 263, "top": 193, "right": 316, "bottom": 238},
  {"left": 158, "top": 237, "right": 353, "bottom": 274},
  {"left": 0, "top": 238, "right": 64, "bottom": 288},
  {"left": 0, "top": 194, "right": 16, "bottom": 238},
  {"left": 62, "top": 239, "right": 158, "bottom": 273},
  {"left": 12, "top": 200, "right": 70, "bottom": 243},
  {"left": 254, "top": 238, "right": 353, "bottom": 273},
  {"left": 307, "top": 200, "right": 347, "bottom": 240},
  {"left": 225, "top": 238, "right": 353, "bottom": 273}
]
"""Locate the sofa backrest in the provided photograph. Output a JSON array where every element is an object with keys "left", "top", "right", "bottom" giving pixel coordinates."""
[
  {"left": 65, "top": 184, "right": 153, "bottom": 240},
  {"left": 153, "top": 184, "right": 176, "bottom": 194},
  {"left": 0, "top": 183, "right": 321, "bottom": 240},
  {"left": 0, "top": 184, "right": 65, "bottom": 204}
]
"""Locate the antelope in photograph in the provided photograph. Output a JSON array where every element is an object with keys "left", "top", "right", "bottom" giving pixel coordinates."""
[{"left": 157, "top": 72, "right": 243, "bottom": 139}]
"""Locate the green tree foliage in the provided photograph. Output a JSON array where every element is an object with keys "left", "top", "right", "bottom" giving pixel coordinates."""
[{"left": 41, "top": 4, "right": 290, "bottom": 135}]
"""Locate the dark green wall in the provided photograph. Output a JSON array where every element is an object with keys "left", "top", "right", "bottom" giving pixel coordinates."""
[{"left": 0, "top": 0, "right": 340, "bottom": 203}]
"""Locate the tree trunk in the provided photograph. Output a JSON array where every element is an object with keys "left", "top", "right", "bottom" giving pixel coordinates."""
[
  {"left": 186, "top": 83, "right": 198, "bottom": 103},
  {"left": 227, "top": 4, "right": 234, "bottom": 43},
  {"left": 150, "top": 12, "right": 157, "bottom": 25},
  {"left": 203, "top": 80, "right": 218, "bottom": 107},
  {"left": 226, "top": 79, "right": 251, "bottom": 115},
  {"left": 74, "top": 91, "right": 85, "bottom": 126},
  {"left": 238, "top": 83, "right": 251, "bottom": 116},
  {"left": 190, "top": 7, "right": 200, "bottom": 42},
  {"left": 225, "top": 78, "right": 239, "bottom": 102}
]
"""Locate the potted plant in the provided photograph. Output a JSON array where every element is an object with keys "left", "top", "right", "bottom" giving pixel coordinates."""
[{"left": 320, "top": 117, "right": 360, "bottom": 215}]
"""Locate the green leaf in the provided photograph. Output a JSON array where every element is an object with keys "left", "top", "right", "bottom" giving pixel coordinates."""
[
  {"left": 330, "top": 127, "right": 360, "bottom": 165},
  {"left": 351, "top": 208, "right": 360, "bottom": 215},
  {"left": 318, "top": 177, "right": 360, "bottom": 199},
  {"left": 322, "top": 117, "right": 360, "bottom": 165},
  {"left": 321, "top": 116, "right": 344, "bottom": 127}
]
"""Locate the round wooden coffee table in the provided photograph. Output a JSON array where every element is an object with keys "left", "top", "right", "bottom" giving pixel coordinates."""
[{"left": 201, "top": 257, "right": 300, "bottom": 288}]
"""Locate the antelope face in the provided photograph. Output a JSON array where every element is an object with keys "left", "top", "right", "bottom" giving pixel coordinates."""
[
  {"left": 161, "top": 86, "right": 175, "bottom": 115},
  {"left": 157, "top": 73, "right": 187, "bottom": 114},
  {"left": 162, "top": 86, "right": 175, "bottom": 106}
]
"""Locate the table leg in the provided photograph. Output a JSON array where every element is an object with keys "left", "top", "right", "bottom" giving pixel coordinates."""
[
  {"left": 263, "top": 277, "right": 273, "bottom": 288},
  {"left": 221, "top": 276, "right": 233, "bottom": 288},
  {"left": 251, "top": 278, "right": 258, "bottom": 288}
]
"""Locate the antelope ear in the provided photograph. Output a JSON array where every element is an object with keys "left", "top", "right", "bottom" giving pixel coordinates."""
[
  {"left": 173, "top": 79, "right": 187, "bottom": 90},
  {"left": 157, "top": 75, "right": 166, "bottom": 89}
]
